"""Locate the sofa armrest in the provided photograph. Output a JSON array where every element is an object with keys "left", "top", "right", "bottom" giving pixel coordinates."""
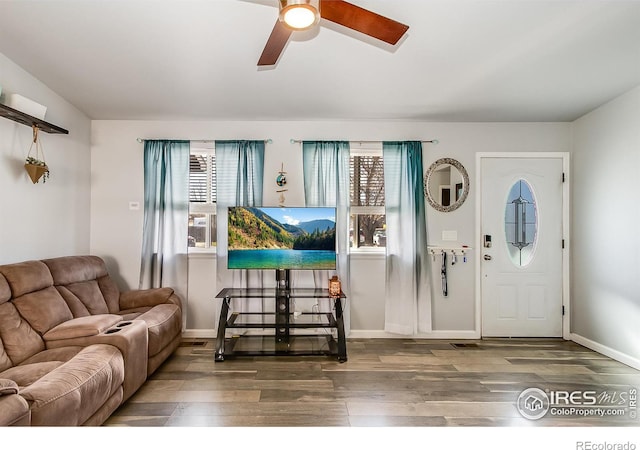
[
  {"left": 0, "top": 378, "right": 19, "bottom": 396},
  {"left": 119, "top": 287, "right": 178, "bottom": 310},
  {"left": 42, "top": 314, "right": 123, "bottom": 341},
  {"left": 0, "top": 382, "right": 30, "bottom": 426},
  {"left": 45, "top": 320, "right": 148, "bottom": 402}
]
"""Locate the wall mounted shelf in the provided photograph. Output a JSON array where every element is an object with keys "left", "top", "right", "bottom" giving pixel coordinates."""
[
  {"left": 428, "top": 245, "right": 472, "bottom": 254},
  {"left": 428, "top": 245, "right": 472, "bottom": 263},
  {"left": 0, "top": 103, "right": 68, "bottom": 135}
]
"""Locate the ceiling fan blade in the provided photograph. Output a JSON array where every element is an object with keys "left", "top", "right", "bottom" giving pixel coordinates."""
[
  {"left": 258, "top": 20, "right": 293, "bottom": 66},
  {"left": 319, "top": 0, "right": 409, "bottom": 45}
]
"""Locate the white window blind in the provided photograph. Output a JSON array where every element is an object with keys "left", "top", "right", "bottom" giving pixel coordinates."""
[{"left": 189, "top": 153, "right": 216, "bottom": 203}]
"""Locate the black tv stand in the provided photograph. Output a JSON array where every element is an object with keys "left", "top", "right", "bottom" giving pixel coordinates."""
[
  {"left": 275, "top": 268, "right": 290, "bottom": 290},
  {"left": 214, "top": 279, "right": 347, "bottom": 363}
]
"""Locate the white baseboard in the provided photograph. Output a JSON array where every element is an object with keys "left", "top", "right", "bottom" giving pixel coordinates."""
[
  {"left": 183, "top": 329, "right": 216, "bottom": 339},
  {"left": 570, "top": 332, "right": 640, "bottom": 371},
  {"left": 348, "top": 329, "right": 480, "bottom": 340},
  {"left": 183, "top": 329, "right": 481, "bottom": 340}
]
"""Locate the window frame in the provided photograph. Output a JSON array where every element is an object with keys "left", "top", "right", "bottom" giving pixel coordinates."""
[
  {"left": 349, "top": 143, "right": 386, "bottom": 254},
  {"left": 188, "top": 143, "right": 217, "bottom": 254}
]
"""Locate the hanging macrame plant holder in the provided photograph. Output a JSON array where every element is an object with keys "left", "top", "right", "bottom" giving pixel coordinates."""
[{"left": 24, "top": 125, "right": 49, "bottom": 184}]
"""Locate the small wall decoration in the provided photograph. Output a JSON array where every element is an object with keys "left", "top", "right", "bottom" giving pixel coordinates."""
[
  {"left": 276, "top": 162, "right": 287, "bottom": 206},
  {"left": 24, "top": 125, "right": 49, "bottom": 184}
]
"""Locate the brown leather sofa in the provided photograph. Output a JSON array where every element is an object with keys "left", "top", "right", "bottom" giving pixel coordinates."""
[{"left": 0, "top": 255, "right": 182, "bottom": 426}]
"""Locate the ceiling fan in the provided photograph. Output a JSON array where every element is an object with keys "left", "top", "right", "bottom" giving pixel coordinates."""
[{"left": 258, "top": 0, "right": 409, "bottom": 66}]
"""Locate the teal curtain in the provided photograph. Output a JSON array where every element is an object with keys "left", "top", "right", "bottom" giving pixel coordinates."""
[
  {"left": 215, "top": 140, "right": 265, "bottom": 297},
  {"left": 139, "top": 140, "right": 190, "bottom": 329},
  {"left": 382, "top": 141, "right": 431, "bottom": 334},
  {"left": 302, "top": 141, "right": 351, "bottom": 335}
]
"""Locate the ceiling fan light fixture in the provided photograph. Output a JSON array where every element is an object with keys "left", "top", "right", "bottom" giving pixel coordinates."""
[{"left": 279, "top": 0, "right": 320, "bottom": 30}]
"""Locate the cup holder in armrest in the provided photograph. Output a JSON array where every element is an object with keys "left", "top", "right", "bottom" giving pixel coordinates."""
[
  {"left": 105, "top": 328, "right": 122, "bottom": 334},
  {"left": 117, "top": 321, "right": 133, "bottom": 327}
]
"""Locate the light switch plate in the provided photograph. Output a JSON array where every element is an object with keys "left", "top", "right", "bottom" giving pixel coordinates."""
[{"left": 442, "top": 230, "right": 458, "bottom": 241}]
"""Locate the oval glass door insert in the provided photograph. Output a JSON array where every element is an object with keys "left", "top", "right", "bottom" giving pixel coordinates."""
[{"left": 504, "top": 179, "right": 538, "bottom": 267}]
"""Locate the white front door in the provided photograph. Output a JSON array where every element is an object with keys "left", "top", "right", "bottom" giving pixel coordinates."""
[{"left": 480, "top": 155, "right": 566, "bottom": 337}]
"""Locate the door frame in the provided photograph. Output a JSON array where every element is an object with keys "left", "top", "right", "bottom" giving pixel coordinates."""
[{"left": 475, "top": 152, "right": 571, "bottom": 339}]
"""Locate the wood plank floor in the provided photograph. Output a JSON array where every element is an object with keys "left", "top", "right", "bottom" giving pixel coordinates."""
[{"left": 104, "top": 337, "right": 640, "bottom": 427}]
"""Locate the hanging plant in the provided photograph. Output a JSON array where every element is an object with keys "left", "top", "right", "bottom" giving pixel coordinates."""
[
  {"left": 24, "top": 125, "right": 50, "bottom": 184},
  {"left": 24, "top": 156, "right": 49, "bottom": 183}
]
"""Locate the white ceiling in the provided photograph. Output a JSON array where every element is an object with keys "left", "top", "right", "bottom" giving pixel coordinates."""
[{"left": 1, "top": 0, "right": 639, "bottom": 122}]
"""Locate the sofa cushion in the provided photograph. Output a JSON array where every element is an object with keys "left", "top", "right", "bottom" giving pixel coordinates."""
[
  {"left": 0, "top": 302, "right": 45, "bottom": 366},
  {"left": 0, "top": 361, "right": 64, "bottom": 388},
  {"left": 0, "top": 346, "right": 86, "bottom": 388},
  {"left": 55, "top": 285, "right": 91, "bottom": 317},
  {"left": 42, "top": 255, "right": 109, "bottom": 285},
  {"left": 12, "top": 287, "right": 73, "bottom": 335},
  {"left": 0, "top": 274, "right": 10, "bottom": 305},
  {"left": 43, "top": 256, "right": 121, "bottom": 314},
  {"left": 19, "top": 344, "right": 124, "bottom": 426},
  {"left": 0, "top": 260, "right": 53, "bottom": 298},
  {"left": 0, "top": 338, "right": 12, "bottom": 373},
  {"left": 58, "top": 281, "right": 110, "bottom": 316},
  {"left": 21, "top": 346, "right": 87, "bottom": 366},
  {"left": 97, "top": 275, "right": 122, "bottom": 314}
]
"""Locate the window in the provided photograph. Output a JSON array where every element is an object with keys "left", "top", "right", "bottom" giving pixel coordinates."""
[
  {"left": 505, "top": 178, "right": 537, "bottom": 267},
  {"left": 350, "top": 143, "right": 385, "bottom": 250},
  {"left": 189, "top": 143, "right": 216, "bottom": 252}
]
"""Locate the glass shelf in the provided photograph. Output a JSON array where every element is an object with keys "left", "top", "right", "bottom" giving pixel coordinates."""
[
  {"left": 228, "top": 312, "right": 336, "bottom": 328},
  {"left": 225, "top": 335, "right": 338, "bottom": 357},
  {"left": 216, "top": 287, "right": 345, "bottom": 299}
]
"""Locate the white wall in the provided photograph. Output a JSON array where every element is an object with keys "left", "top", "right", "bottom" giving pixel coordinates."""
[
  {"left": 571, "top": 85, "right": 640, "bottom": 367},
  {"left": 90, "top": 120, "right": 570, "bottom": 336},
  {"left": 0, "top": 53, "right": 91, "bottom": 264}
]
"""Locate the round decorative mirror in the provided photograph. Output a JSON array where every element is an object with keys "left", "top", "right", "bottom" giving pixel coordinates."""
[{"left": 423, "top": 158, "right": 469, "bottom": 212}]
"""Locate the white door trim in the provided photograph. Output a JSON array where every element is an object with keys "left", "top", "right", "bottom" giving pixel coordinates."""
[{"left": 475, "top": 152, "right": 571, "bottom": 339}]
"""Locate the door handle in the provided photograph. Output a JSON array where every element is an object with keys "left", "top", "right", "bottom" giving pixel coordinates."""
[{"left": 483, "top": 254, "right": 492, "bottom": 261}]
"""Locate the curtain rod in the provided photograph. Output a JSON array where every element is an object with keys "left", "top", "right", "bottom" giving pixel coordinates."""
[
  {"left": 136, "top": 138, "right": 273, "bottom": 144},
  {"left": 288, "top": 139, "right": 439, "bottom": 145}
]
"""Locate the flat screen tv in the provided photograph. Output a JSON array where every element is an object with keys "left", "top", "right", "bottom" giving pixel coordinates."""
[{"left": 227, "top": 206, "right": 337, "bottom": 270}]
